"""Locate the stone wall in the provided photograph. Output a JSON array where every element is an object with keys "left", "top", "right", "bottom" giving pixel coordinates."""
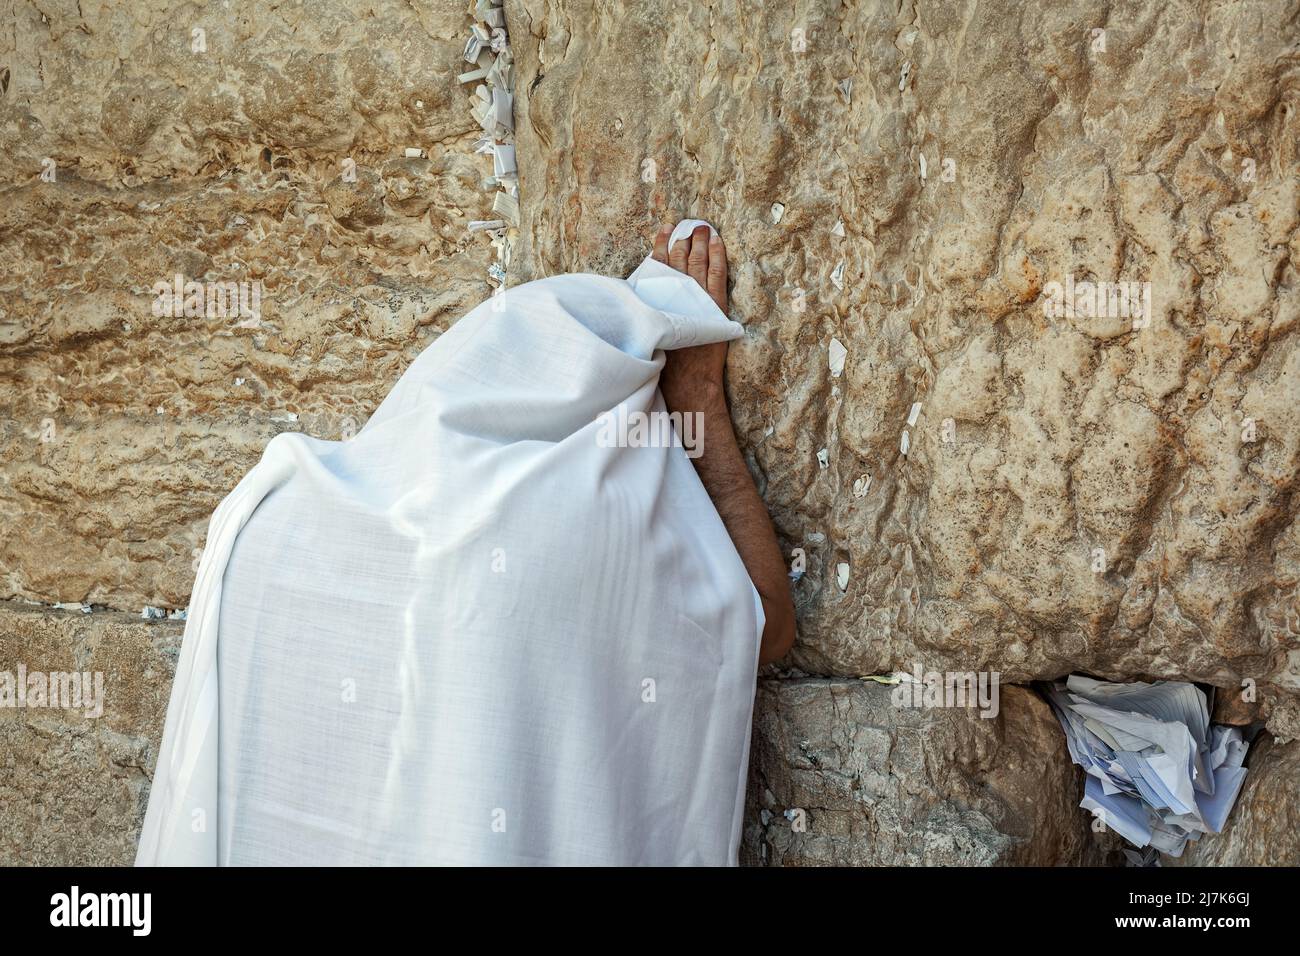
[
  {"left": 0, "top": 606, "right": 181, "bottom": 865},
  {"left": 2, "top": 0, "right": 1296, "bottom": 865}
]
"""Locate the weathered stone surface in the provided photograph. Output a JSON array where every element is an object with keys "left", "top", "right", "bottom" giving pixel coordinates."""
[
  {"left": 508, "top": 0, "right": 1300, "bottom": 704},
  {"left": 1174, "top": 734, "right": 1300, "bottom": 865},
  {"left": 0, "top": 604, "right": 182, "bottom": 865},
  {"left": 741, "top": 678, "right": 1113, "bottom": 865},
  {"left": 1, "top": 0, "right": 498, "bottom": 610}
]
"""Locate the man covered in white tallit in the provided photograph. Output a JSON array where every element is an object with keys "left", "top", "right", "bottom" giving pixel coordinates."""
[{"left": 137, "top": 220, "right": 796, "bottom": 866}]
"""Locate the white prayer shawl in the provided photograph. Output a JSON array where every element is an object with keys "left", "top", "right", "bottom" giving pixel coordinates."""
[{"left": 136, "top": 220, "right": 764, "bottom": 866}]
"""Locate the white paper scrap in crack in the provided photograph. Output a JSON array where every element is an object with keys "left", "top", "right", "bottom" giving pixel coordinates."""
[
  {"left": 491, "top": 87, "right": 514, "bottom": 132},
  {"left": 830, "top": 261, "right": 844, "bottom": 290},
  {"left": 493, "top": 143, "right": 516, "bottom": 177},
  {"left": 829, "top": 337, "right": 847, "bottom": 377},
  {"left": 492, "top": 191, "right": 519, "bottom": 226},
  {"left": 1044, "top": 675, "right": 1252, "bottom": 859}
]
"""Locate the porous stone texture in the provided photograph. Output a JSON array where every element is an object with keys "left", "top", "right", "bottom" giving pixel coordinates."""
[
  {"left": 741, "top": 679, "right": 1114, "bottom": 866},
  {"left": 2, "top": 0, "right": 1297, "bottom": 865},
  {"left": 0, "top": 605, "right": 182, "bottom": 865},
  {"left": 1, "top": 0, "right": 494, "bottom": 611}
]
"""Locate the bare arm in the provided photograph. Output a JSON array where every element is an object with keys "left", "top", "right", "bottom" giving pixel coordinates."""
[{"left": 653, "top": 224, "right": 796, "bottom": 666}]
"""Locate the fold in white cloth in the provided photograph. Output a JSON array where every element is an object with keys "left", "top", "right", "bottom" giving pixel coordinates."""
[{"left": 136, "top": 219, "right": 765, "bottom": 865}]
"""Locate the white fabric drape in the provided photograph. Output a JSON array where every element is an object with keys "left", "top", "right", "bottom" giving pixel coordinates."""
[{"left": 136, "top": 220, "right": 764, "bottom": 866}]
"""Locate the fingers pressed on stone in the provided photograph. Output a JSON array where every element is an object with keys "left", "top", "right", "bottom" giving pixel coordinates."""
[
  {"left": 707, "top": 234, "right": 727, "bottom": 308},
  {"left": 669, "top": 234, "right": 689, "bottom": 272},
  {"left": 687, "top": 225, "right": 710, "bottom": 286},
  {"left": 652, "top": 225, "right": 671, "bottom": 263}
]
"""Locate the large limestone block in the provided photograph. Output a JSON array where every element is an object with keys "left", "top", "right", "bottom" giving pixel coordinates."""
[
  {"left": 0, "top": 605, "right": 182, "bottom": 865},
  {"left": 507, "top": 0, "right": 1300, "bottom": 696},
  {"left": 741, "top": 678, "right": 1110, "bottom": 865},
  {"left": 1, "top": 0, "right": 498, "bottom": 610}
]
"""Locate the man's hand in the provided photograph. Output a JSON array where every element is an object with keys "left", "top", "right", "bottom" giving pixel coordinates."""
[
  {"left": 650, "top": 223, "right": 797, "bottom": 667},
  {"left": 655, "top": 224, "right": 728, "bottom": 408}
]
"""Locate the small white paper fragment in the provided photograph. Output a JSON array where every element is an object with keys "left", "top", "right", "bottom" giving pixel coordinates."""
[
  {"left": 836, "top": 562, "right": 850, "bottom": 591},
  {"left": 837, "top": 78, "right": 853, "bottom": 103},
  {"left": 899, "top": 61, "right": 911, "bottom": 92},
  {"left": 770, "top": 202, "right": 785, "bottom": 224},
  {"left": 860, "top": 673, "right": 902, "bottom": 686},
  {"left": 491, "top": 87, "right": 514, "bottom": 132},
  {"left": 919, "top": 154, "right": 927, "bottom": 180},
  {"left": 493, "top": 144, "right": 516, "bottom": 177},
  {"left": 829, "top": 337, "right": 847, "bottom": 377},
  {"left": 907, "top": 402, "right": 922, "bottom": 426},
  {"left": 853, "top": 475, "right": 871, "bottom": 498},
  {"left": 404, "top": 147, "right": 424, "bottom": 158},
  {"left": 830, "top": 261, "right": 845, "bottom": 290},
  {"left": 817, "top": 448, "right": 829, "bottom": 469},
  {"left": 486, "top": 55, "right": 512, "bottom": 89},
  {"left": 807, "top": 532, "right": 826, "bottom": 544},
  {"left": 492, "top": 190, "right": 520, "bottom": 226},
  {"left": 831, "top": 219, "right": 845, "bottom": 238},
  {"left": 900, "top": 430, "right": 911, "bottom": 456},
  {"left": 469, "top": 219, "right": 507, "bottom": 232}
]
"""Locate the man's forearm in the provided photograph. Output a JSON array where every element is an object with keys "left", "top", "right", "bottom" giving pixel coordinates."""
[
  {"left": 650, "top": 222, "right": 795, "bottom": 665},
  {"left": 666, "top": 380, "right": 796, "bottom": 666}
]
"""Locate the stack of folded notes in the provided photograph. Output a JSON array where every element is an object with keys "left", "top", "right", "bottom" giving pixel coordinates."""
[{"left": 1044, "top": 675, "right": 1251, "bottom": 858}]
